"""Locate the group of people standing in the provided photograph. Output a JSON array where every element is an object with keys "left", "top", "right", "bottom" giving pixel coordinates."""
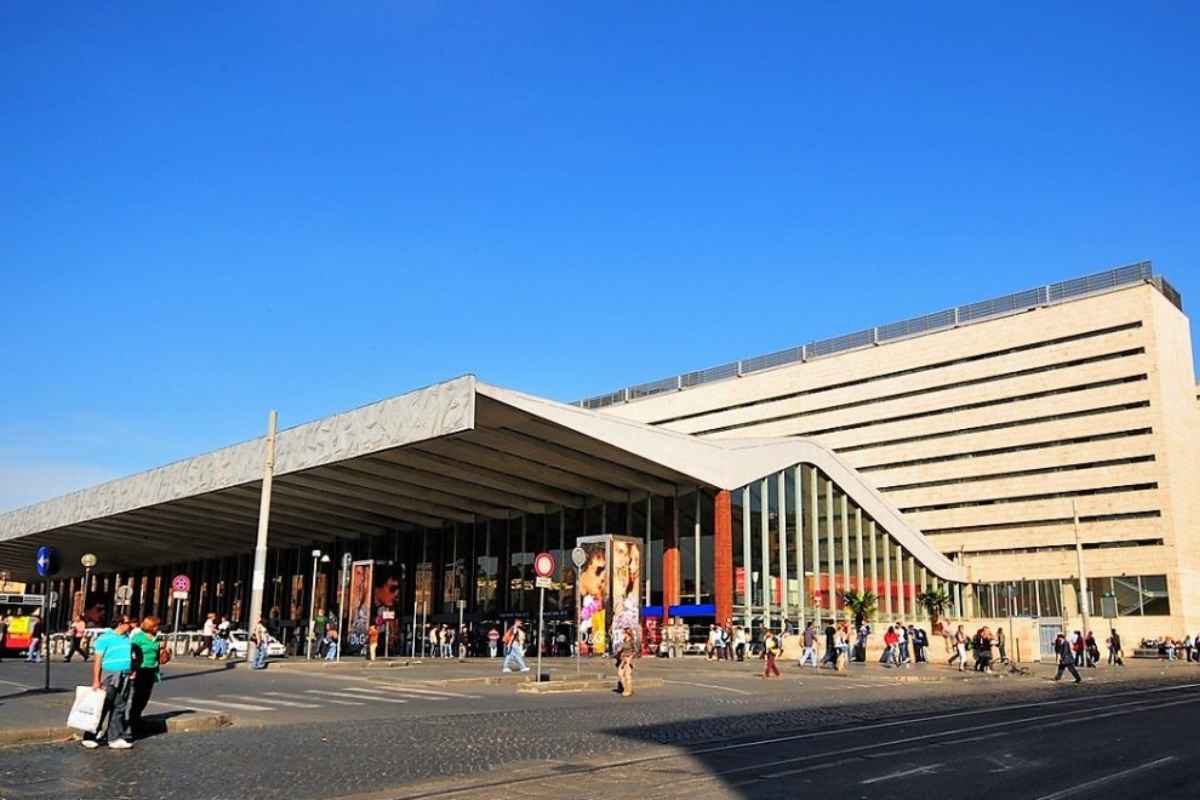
[
  {"left": 80, "top": 614, "right": 170, "bottom": 750},
  {"left": 193, "top": 612, "right": 233, "bottom": 660}
]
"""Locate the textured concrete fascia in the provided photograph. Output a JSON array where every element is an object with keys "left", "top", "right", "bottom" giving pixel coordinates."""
[{"left": 0, "top": 375, "right": 476, "bottom": 543}]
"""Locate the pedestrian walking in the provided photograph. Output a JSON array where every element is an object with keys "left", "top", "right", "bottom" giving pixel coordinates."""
[
  {"left": 996, "top": 627, "right": 1008, "bottom": 664},
  {"left": 798, "top": 622, "right": 819, "bottom": 668},
  {"left": 973, "top": 627, "right": 994, "bottom": 673},
  {"left": 949, "top": 625, "right": 968, "bottom": 671},
  {"left": 81, "top": 615, "right": 137, "bottom": 750},
  {"left": 616, "top": 629, "right": 637, "bottom": 696},
  {"left": 64, "top": 616, "right": 89, "bottom": 662},
  {"left": 501, "top": 620, "right": 530, "bottom": 673},
  {"left": 129, "top": 615, "right": 167, "bottom": 737},
  {"left": 896, "top": 621, "right": 910, "bottom": 666},
  {"left": 25, "top": 614, "right": 45, "bottom": 663},
  {"left": 733, "top": 625, "right": 747, "bottom": 662},
  {"left": 1107, "top": 628, "right": 1124, "bottom": 666},
  {"left": 251, "top": 617, "right": 270, "bottom": 669},
  {"left": 1053, "top": 633, "right": 1082, "bottom": 684},
  {"left": 822, "top": 622, "right": 837, "bottom": 668},
  {"left": 196, "top": 613, "right": 216, "bottom": 658},
  {"left": 763, "top": 630, "right": 782, "bottom": 678},
  {"left": 324, "top": 626, "right": 339, "bottom": 662},
  {"left": 0, "top": 614, "right": 8, "bottom": 663},
  {"left": 1085, "top": 631, "right": 1100, "bottom": 668},
  {"left": 367, "top": 624, "right": 379, "bottom": 661},
  {"left": 834, "top": 623, "right": 850, "bottom": 672}
]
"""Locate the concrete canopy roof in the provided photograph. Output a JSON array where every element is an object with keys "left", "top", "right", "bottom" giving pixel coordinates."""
[{"left": 0, "top": 376, "right": 966, "bottom": 583}]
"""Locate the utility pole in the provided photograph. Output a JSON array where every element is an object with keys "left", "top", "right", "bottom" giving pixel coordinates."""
[
  {"left": 248, "top": 410, "right": 278, "bottom": 669},
  {"left": 1073, "top": 500, "right": 1090, "bottom": 639}
]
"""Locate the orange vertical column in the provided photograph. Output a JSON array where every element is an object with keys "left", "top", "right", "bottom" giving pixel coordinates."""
[
  {"left": 662, "top": 495, "right": 680, "bottom": 622},
  {"left": 714, "top": 490, "right": 733, "bottom": 626}
]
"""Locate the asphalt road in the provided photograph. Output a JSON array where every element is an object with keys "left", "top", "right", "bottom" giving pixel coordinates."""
[{"left": 2, "top": 658, "right": 1198, "bottom": 800}]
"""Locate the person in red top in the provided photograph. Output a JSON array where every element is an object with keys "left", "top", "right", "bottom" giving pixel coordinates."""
[{"left": 883, "top": 625, "right": 900, "bottom": 667}]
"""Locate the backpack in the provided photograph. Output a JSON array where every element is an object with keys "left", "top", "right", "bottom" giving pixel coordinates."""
[{"left": 503, "top": 627, "right": 515, "bottom": 646}]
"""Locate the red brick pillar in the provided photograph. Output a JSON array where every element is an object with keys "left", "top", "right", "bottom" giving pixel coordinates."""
[
  {"left": 714, "top": 490, "right": 733, "bottom": 626},
  {"left": 662, "top": 495, "right": 679, "bottom": 623}
]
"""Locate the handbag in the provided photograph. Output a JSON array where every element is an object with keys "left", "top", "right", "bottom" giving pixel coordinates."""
[{"left": 67, "top": 686, "right": 107, "bottom": 734}]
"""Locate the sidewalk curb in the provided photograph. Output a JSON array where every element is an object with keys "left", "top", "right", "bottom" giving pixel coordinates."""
[{"left": 0, "top": 712, "right": 232, "bottom": 748}]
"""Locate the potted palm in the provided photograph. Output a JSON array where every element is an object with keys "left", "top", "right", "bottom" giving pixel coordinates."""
[
  {"left": 917, "top": 588, "right": 951, "bottom": 636},
  {"left": 841, "top": 589, "right": 877, "bottom": 662}
]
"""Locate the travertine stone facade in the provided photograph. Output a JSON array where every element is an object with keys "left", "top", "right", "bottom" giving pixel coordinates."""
[{"left": 603, "top": 283, "right": 1199, "bottom": 640}]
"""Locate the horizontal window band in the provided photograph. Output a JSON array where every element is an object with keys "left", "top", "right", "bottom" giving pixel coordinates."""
[
  {"left": 695, "top": 347, "right": 1145, "bottom": 436},
  {"left": 797, "top": 374, "right": 1147, "bottom": 438},
  {"left": 857, "top": 428, "right": 1154, "bottom": 472},
  {"left": 898, "top": 482, "right": 1158, "bottom": 514},
  {"left": 835, "top": 401, "right": 1151, "bottom": 453},
  {"left": 922, "top": 509, "right": 1161, "bottom": 534},
  {"left": 876, "top": 455, "right": 1157, "bottom": 492},
  {"left": 650, "top": 321, "right": 1145, "bottom": 426},
  {"left": 949, "top": 538, "right": 1164, "bottom": 557}
]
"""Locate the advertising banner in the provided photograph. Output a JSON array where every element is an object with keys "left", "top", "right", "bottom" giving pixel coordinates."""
[
  {"left": 576, "top": 535, "right": 642, "bottom": 658},
  {"left": 289, "top": 576, "right": 305, "bottom": 621},
  {"left": 347, "top": 560, "right": 374, "bottom": 655}
]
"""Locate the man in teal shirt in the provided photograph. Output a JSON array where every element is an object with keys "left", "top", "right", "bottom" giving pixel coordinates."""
[{"left": 82, "top": 615, "right": 137, "bottom": 750}]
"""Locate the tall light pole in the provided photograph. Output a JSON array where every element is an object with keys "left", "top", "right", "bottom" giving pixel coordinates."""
[
  {"left": 307, "top": 550, "right": 329, "bottom": 659},
  {"left": 338, "top": 553, "right": 351, "bottom": 663},
  {"left": 80, "top": 554, "right": 97, "bottom": 621},
  {"left": 247, "top": 410, "right": 278, "bottom": 670}
]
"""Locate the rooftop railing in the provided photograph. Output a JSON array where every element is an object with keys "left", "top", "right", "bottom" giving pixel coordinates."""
[{"left": 576, "top": 261, "right": 1173, "bottom": 409}]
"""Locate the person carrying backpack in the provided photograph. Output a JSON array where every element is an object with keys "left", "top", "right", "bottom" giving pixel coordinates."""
[
  {"left": 501, "top": 619, "right": 530, "bottom": 673},
  {"left": 1053, "top": 633, "right": 1082, "bottom": 684}
]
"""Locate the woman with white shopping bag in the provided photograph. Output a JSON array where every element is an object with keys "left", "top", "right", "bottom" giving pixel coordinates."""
[{"left": 79, "top": 615, "right": 138, "bottom": 750}]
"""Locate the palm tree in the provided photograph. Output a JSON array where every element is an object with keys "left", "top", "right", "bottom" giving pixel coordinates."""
[
  {"left": 841, "top": 589, "right": 878, "bottom": 629},
  {"left": 917, "top": 589, "right": 951, "bottom": 634}
]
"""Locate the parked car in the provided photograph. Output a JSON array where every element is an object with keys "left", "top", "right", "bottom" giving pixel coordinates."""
[{"left": 227, "top": 629, "right": 286, "bottom": 659}]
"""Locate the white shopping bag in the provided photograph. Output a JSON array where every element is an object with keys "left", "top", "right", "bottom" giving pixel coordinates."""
[{"left": 67, "top": 686, "right": 106, "bottom": 734}]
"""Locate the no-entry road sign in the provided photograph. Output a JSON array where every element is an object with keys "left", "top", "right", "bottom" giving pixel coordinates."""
[{"left": 533, "top": 552, "right": 555, "bottom": 578}]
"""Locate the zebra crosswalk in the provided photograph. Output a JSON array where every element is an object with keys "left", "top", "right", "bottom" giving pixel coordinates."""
[{"left": 154, "top": 682, "right": 481, "bottom": 717}]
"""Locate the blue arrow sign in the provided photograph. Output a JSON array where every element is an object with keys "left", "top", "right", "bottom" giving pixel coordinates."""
[{"left": 35, "top": 546, "right": 60, "bottom": 577}]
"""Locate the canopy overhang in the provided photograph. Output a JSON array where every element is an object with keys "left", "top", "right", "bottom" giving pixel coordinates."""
[{"left": 0, "top": 375, "right": 967, "bottom": 582}]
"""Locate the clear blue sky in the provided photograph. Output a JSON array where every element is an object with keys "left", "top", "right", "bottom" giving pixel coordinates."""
[{"left": 2, "top": 3, "right": 1198, "bottom": 512}]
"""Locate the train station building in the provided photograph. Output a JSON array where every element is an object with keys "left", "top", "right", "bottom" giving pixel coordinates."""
[{"left": 2, "top": 262, "right": 1195, "bottom": 653}]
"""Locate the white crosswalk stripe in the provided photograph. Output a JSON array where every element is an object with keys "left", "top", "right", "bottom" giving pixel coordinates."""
[
  {"left": 307, "top": 688, "right": 410, "bottom": 704},
  {"left": 304, "top": 689, "right": 398, "bottom": 704},
  {"left": 229, "top": 693, "right": 322, "bottom": 708},
  {"left": 342, "top": 686, "right": 445, "bottom": 701},
  {"left": 169, "top": 695, "right": 274, "bottom": 712},
  {"left": 366, "top": 685, "right": 480, "bottom": 699}
]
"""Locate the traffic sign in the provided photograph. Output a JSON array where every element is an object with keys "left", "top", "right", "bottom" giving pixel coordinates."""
[
  {"left": 534, "top": 552, "right": 555, "bottom": 578},
  {"left": 81, "top": 553, "right": 97, "bottom": 569},
  {"left": 172, "top": 590, "right": 189, "bottom": 601},
  {"left": 35, "top": 546, "right": 60, "bottom": 577},
  {"left": 380, "top": 609, "right": 396, "bottom": 620},
  {"left": 535, "top": 576, "right": 553, "bottom": 589},
  {"left": 115, "top": 585, "right": 133, "bottom": 606},
  {"left": 171, "top": 574, "right": 191, "bottom": 593},
  {"left": 571, "top": 547, "right": 587, "bottom": 569}
]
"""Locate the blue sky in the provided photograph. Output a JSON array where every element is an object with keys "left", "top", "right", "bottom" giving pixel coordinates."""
[{"left": 2, "top": 3, "right": 1198, "bottom": 512}]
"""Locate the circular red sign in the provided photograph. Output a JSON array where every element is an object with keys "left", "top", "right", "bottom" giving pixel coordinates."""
[
  {"left": 172, "top": 574, "right": 191, "bottom": 593},
  {"left": 533, "top": 552, "right": 555, "bottom": 578}
]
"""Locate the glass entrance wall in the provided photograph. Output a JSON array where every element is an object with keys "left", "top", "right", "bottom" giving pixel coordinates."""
[{"left": 728, "top": 463, "right": 965, "bottom": 640}]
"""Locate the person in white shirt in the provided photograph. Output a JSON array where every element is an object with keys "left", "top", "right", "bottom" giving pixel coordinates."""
[{"left": 196, "top": 613, "right": 216, "bottom": 658}]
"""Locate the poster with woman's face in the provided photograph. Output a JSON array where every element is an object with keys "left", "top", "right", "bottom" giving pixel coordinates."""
[
  {"left": 348, "top": 561, "right": 373, "bottom": 654},
  {"left": 576, "top": 541, "right": 608, "bottom": 655},
  {"left": 610, "top": 539, "right": 642, "bottom": 654},
  {"left": 289, "top": 576, "right": 305, "bottom": 621}
]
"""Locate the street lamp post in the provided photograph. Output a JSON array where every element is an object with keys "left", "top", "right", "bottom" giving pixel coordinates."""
[
  {"left": 80, "top": 553, "right": 97, "bottom": 622},
  {"left": 307, "top": 550, "right": 329, "bottom": 659}
]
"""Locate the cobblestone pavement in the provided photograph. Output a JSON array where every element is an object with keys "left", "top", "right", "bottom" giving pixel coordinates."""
[{"left": 2, "top": 659, "right": 1198, "bottom": 800}]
